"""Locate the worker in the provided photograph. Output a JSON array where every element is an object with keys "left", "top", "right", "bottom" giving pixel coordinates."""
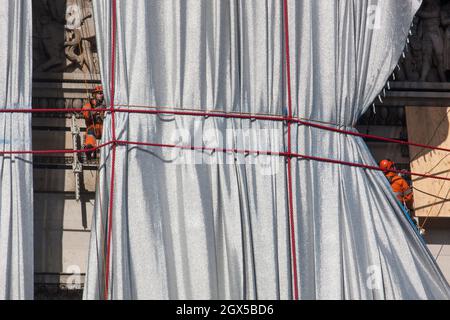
[
  {"left": 380, "top": 159, "right": 414, "bottom": 210},
  {"left": 379, "top": 159, "right": 424, "bottom": 234},
  {"left": 82, "top": 85, "right": 105, "bottom": 160}
]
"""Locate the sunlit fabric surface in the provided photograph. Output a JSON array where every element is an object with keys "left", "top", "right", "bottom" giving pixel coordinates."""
[
  {"left": 84, "top": 0, "right": 450, "bottom": 299},
  {"left": 0, "top": 1, "right": 33, "bottom": 300}
]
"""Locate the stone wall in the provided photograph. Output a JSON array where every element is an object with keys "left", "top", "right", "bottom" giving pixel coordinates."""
[{"left": 32, "top": 0, "right": 100, "bottom": 299}]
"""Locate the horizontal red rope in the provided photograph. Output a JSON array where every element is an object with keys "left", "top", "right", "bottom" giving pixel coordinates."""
[
  {"left": 0, "top": 141, "right": 114, "bottom": 155},
  {"left": 4, "top": 107, "right": 450, "bottom": 183},
  {"left": 5, "top": 136, "right": 449, "bottom": 183},
  {"left": 2, "top": 107, "right": 449, "bottom": 156},
  {"left": 116, "top": 140, "right": 450, "bottom": 182}
]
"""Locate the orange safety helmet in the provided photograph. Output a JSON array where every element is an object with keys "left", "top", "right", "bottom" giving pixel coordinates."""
[
  {"left": 379, "top": 159, "right": 395, "bottom": 172},
  {"left": 92, "top": 85, "right": 103, "bottom": 94}
]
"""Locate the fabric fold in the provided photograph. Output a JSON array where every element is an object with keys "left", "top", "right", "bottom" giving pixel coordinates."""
[
  {"left": 84, "top": 0, "right": 450, "bottom": 299},
  {"left": 0, "top": 0, "right": 33, "bottom": 300}
]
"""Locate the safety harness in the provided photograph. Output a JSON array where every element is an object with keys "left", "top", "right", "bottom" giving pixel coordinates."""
[{"left": 387, "top": 175, "right": 413, "bottom": 199}]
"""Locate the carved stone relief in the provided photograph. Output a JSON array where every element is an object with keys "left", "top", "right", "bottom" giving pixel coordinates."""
[
  {"left": 397, "top": 0, "right": 450, "bottom": 82},
  {"left": 33, "top": 0, "right": 99, "bottom": 76}
]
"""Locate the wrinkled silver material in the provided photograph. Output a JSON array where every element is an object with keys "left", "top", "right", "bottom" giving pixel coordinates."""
[
  {"left": 0, "top": 0, "right": 33, "bottom": 300},
  {"left": 84, "top": 0, "right": 450, "bottom": 299}
]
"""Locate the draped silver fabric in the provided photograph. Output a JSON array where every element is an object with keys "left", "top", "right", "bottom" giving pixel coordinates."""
[
  {"left": 84, "top": 0, "right": 450, "bottom": 299},
  {"left": 0, "top": 1, "right": 33, "bottom": 300}
]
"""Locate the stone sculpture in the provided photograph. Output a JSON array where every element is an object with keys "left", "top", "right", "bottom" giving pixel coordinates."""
[
  {"left": 33, "top": 0, "right": 99, "bottom": 75},
  {"left": 399, "top": 0, "right": 450, "bottom": 82}
]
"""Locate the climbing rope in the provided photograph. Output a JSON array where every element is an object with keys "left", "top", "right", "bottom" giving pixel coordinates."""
[
  {"left": 103, "top": 0, "right": 118, "bottom": 300},
  {"left": 282, "top": 0, "right": 299, "bottom": 301}
]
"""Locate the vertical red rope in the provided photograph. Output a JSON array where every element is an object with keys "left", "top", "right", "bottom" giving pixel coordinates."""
[
  {"left": 104, "top": 0, "right": 118, "bottom": 300},
  {"left": 283, "top": 0, "right": 299, "bottom": 300}
]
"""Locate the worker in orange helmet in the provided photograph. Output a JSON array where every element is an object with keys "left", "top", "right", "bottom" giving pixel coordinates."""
[
  {"left": 379, "top": 158, "right": 428, "bottom": 234},
  {"left": 380, "top": 159, "right": 425, "bottom": 235},
  {"left": 380, "top": 159, "right": 414, "bottom": 211},
  {"left": 82, "top": 85, "right": 105, "bottom": 160}
]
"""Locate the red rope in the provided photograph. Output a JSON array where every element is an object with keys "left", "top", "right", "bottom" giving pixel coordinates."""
[
  {"left": 0, "top": 141, "right": 113, "bottom": 155},
  {"left": 104, "top": 0, "right": 118, "bottom": 301},
  {"left": 282, "top": 0, "right": 299, "bottom": 300},
  {"left": 1, "top": 0, "right": 445, "bottom": 301},
  {"left": 1, "top": 135, "right": 448, "bottom": 183},
  {"left": 6, "top": 107, "right": 450, "bottom": 156},
  {"left": 117, "top": 139, "right": 450, "bottom": 182}
]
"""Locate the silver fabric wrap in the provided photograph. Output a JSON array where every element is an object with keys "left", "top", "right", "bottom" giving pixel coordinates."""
[
  {"left": 0, "top": 1, "right": 33, "bottom": 300},
  {"left": 84, "top": 0, "right": 450, "bottom": 299}
]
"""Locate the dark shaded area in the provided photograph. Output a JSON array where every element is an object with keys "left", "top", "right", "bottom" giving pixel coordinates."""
[
  {"left": 33, "top": 0, "right": 67, "bottom": 73},
  {"left": 32, "top": 0, "right": 68, "bottom": 300},
  {"left": 357, "top": 105, "right": 412, "bottom": 167},
  {"left": 34, "top": 284, "right": 83, "bottom": 300}
]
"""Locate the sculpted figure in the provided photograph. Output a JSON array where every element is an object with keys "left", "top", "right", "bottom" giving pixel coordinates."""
[
  {"left": 417, "top": 0, "right": 446, "bottom": 82},
  {"left": 441, "top": 0, "right": 450, "bottom": 73},
  {"left": 35, "top": 0, "right": 67, "bottom": 73},
  {"left": 34, "top": 0, "right": 98, "bottom": 74},
  {"left": 65, "top": 1, "right": 96, "bottom": 73},
  {"left": 398, "top": 17, "right": 422, "bottom": 81}
]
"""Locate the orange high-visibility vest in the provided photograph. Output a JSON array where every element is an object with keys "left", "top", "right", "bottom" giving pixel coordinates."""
[
  {"left": 82, "top": 102, "right": 104, "bottom": 140},
  {"left": 386, "top": 172, "right": 414, "bottom": 210},
  {"left": 84, "top": 126, "right": 97, "bottom": 148},
  {"left": 82, "top": 103, "right": 94, "bottom": 127}
]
